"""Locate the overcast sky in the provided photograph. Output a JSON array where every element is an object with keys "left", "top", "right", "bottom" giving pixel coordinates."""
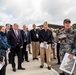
[{"left": 0, "top": 0, "right": 76, "bottom": 28}]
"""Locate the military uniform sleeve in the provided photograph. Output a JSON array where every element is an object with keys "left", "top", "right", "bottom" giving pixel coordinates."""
[{"left": 71, "top": 33, "right": 76, "bottom": 55}]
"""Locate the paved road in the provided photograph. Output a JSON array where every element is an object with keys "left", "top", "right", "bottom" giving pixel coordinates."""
[
  {"left": 6, "top": 54, "right": 76, "bottom": 75},
  {"left": 52, "top": 59, "right": 76, "bottom": 74},
  {"left": 6, "top": 54, "right": 59, "bottom": 75}
]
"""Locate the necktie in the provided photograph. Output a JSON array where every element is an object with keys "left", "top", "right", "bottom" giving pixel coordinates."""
[
  {"left": 24, "top": 31, "right": 27, "bottom": 42},
  {"left": 15, "top": 30, "right": 18, "bottom": 38}
]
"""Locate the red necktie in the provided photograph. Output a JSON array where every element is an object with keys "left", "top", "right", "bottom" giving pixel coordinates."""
[{"left": 15, "top": 30, "right": 18, "bottom": 38}]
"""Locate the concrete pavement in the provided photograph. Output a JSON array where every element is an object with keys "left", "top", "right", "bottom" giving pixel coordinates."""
[
  {"left": 52, "top": 59, "right": 76, "bottom": 74},
  {"left": 6, "top": 54, "right": 59, "bottom": 75}
]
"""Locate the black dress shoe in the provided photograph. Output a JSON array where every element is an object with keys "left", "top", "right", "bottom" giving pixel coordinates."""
[
  {"left": 29, "top": 52, "right": 32, "bottom": 54},
  {"left": 54, "top": 57, "right": 56, "bottom": 59},
  {"left": 12, "top": 68, "right": 16, "bottom": 72},
  {"left": 35, "top": 58, "right": 39, "bottom": 60},
  {"left": 47, "top": 66, "right": 51, "bottom": 70},
  {"left": 9, "top": 62, "right": 11, "bottom": 64},
  {"left": 26, "top": 60, "right": 29, "bottom": 62},
  {"left": 33, "top": 58, "right": 35, "bottom": 60},
  {"left": 57, "top": 62, "right": 61, "bottom": 65},
  {"left": 59, "top": 73, "right": 65, "bottom": 75},
  {"left": 18, "top": 67, "right": 25, "bottom": 70},
  {"left": 40, "top": 65, "right": 44, "bottom": 68}
]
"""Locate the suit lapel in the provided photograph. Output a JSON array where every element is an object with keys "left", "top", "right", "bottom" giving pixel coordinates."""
[
  {"left": 18, "top": 29, "right": 20, "bottom": 38},
  {"left": 12, "top": 30, "right": 16, "bottom": 37}
]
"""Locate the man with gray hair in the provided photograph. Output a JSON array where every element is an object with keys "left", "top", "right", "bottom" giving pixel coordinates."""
[
  {"left": 8, "top": 23, "right": 25, "bottom": 72},
  {"left": 21, "top": 25, "right": 31, "bottom": 62}
]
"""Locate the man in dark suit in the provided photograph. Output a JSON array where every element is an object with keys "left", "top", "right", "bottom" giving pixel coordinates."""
[
  {"left": 5, "top": 24, "right": 11, "bottom": 64},
  {"left": 8, "top": 23, "right": 25, "bottom": 72},
  {"left": 5, "top": 24, "right": 11, "bottom": 38},
  {"left": 21, "top": 25, "right": 31, "bottom": 62}
]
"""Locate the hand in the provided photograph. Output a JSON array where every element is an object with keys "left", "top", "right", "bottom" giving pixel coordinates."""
[
  {"left": 59, "top": 34, "right": 66, "bottom": 39},
  {"left": 3, "top": 56, "right": 5, "bottom": 61},
  {"left": 68, "top": 54, "right": 74, "bottom": 59},
  {"left": 52, "top": 40, "right": 55, "bottom": 43},
  {"left": 0, "top": 56, "right": 5, "bottom": 63},
  {"left": 58, "top": 41, "right": 61, "bottom": 43},
  {"left": 36, "top": 34, "right": 39, "bottom": 38},
  {"left": 7, "top": 48, "right": 10, "bottom": 52},
  {"left": 20, "top": 46, "right": 23, "bottom": 49},
  {"left": 0, "top": 56, "right": 5, "bottom": 62},
  {"left": 43, "top": 41, "right": 47, "bottom": 45},
  {"left": 28, "top": 44, "right": 30, "bottom": 47}
]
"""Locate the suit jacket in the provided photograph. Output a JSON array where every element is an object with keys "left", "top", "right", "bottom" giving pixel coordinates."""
[
  {"left": 21, "top": 30, "right": 31, "bottom": 44},
  {"left": 8, "top": 29, "right": 23, "bottom": 48},
  {"left": 30, "top": 29, "right": 39, "bottom": 42},
  {"left": 5, "top": 30, "right": 10, "bottom": 43}
]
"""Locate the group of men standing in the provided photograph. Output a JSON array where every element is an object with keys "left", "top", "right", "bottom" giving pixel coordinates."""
[
  {"left": 5, "top": 21, "right": 53, "bottom": 72},
  {"left": 5, "top": 19, "right": 76, "bottom": 75}
]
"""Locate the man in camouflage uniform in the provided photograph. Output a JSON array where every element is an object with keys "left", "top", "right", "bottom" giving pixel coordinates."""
[
  {"left": 73, "top": 30, "right": 76, "bottom": 55},
  {"left": 57, "top": 19, "right": 76, "bottom": 75}
]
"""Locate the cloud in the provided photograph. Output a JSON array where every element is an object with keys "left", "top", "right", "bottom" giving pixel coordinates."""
[
  {"left": 0, "top": 0, "right": 76, "bottom": 28},
  {"left": 41, "top": 0, "right": 76, "bottom": 24}
]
